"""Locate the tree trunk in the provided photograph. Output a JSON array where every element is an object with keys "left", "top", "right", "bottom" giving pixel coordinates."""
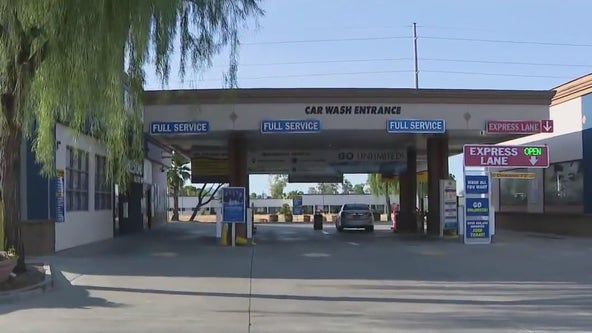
[
  {"left": 172, "top": 188, "right": 179, "bottom": 221},
  {"left": 385, "top": 182, "right": 392, "bottom": 217},
  {"left": 0, "top": 118, "right": 25, "bottom": 273}
]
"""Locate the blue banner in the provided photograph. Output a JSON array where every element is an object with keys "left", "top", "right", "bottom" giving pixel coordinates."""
[
  {"left": 150, "top": 121, "right": 209, "bottom": 135},
  {"left": 465, "top": 198, "right": 489, "bottom": 217},
  {"left": 387, "top": 119, "right": 446, "bottom": 134},
  {"left": 292, "top": 196, "right": 303, "bottom": 215},
  {"left": 465, "top": 175, "right": 489, "bottom": 195},
  {"left": 55, "top": 169, "right": 65, "bottom": 223},
  {"left": 222, "top": 187, "right": 246, "bottom": 223},
  {"left": 465, "top": 220, "right": 490, "bottom": 240},
  {"left": 261, "top": 120, "right": 321, "bottom": 134}
]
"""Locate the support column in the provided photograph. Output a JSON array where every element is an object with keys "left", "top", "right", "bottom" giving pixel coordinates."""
[
  {"left": 398, "top": 147, "right": 417, "bottom": 233},
  {"left": 228, "top": 136, "right": 248, "bottom": 239},
  {"left": 426, "top": 136, "right": 449, "bottom": 236}
]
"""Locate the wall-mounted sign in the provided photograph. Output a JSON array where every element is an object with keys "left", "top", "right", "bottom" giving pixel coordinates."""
[
  {"left": 464, "top": 175, "right": 489, "bottom": 195},
  {"left": 387, "top": 119, "right": 446, "bottom": 134},
  {"left": 491, "top": 172, "right": 536, "bottom": 179},
  {"left": 304, "top": 105, "right": 402, "bottom": 115},
  {"left": 191, "top": 157, "right": 229, "bottom": 184},
  {"left": 485, "top": 120, "right": 554, "bottom": 134},
  {"left": 150, "top": 121, "right": 209, "bottom": 135},
  {"left": 55, "top": 169, "right": 65, "bottom": 223},
  {"left": 463, "top": 144, "right": 549, "bottom": 168},
  {"left": 260, "top": 119, "right": 321, "bottom": 134}
]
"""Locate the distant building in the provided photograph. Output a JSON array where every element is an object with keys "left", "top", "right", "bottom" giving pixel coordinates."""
[{"left": 169, "top": 194, "right": 400, "bottom": 215}]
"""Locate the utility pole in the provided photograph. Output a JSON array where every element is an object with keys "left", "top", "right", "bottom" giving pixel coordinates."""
[{"left": 413, "top": 22, "right": 419, "bottom": 89}]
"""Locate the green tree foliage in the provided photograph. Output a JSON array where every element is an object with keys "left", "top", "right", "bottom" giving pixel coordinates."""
[
  {"left": 340, "top": 179, "right": 353, "bottom": 194},
  {"left": 316, "top": 183, "right": 340, "bottom": 194},
  {"left": 367, "top": 174, "right": 399, "bottom": 215},
  {"left": 167, "top": 152, "right": 190, "bottom": 221},
  {"left": 0, "top": 0, "right": 263, "bottom": 269},
  {"left": 286, "top": 190, "right": 304, "bottom": 199},
  {"left": 269, "top": 174, "right": 288, "bottom": 199},
  {"left": 352, "top": 183, "right": 367, "bottom": 194}
]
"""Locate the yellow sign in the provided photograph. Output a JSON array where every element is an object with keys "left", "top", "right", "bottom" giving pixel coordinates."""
[
  {"left": 191, "top": 158, "right": 229, "bottom": 183},
  {"left": 417, "top": 171, "right": 428, "bottom": 183},
  {"left": 491, "top": 172, "right": 535, "bottom": 180}
]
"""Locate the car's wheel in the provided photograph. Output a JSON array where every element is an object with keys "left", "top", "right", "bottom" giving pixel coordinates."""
[
  {"left": 365, "top": 225, "right": 374, "bottom": 232},
  {"left": 336, "top": 226, "right": 344, "bottom": 232}
]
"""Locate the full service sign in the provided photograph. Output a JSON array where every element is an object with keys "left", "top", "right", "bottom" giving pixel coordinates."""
[
  {"left": 463, "top": 144, "right": 549, "bottom": 168},
  {"left": 261, "top": 119, "right": 321, "bottom": 134},
  {"left": 387, "top": 119, "right": 446, "bottom": 134},
  {"left": 150, "top": 121, "right": 209, "bottom": 135}
]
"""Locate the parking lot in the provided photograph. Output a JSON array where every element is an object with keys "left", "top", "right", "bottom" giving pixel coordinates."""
[{"left": 1, "top": 222, "right": 592, "bottom": 332}]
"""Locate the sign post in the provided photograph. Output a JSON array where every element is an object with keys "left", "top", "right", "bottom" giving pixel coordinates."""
[
  {"left": 439, "top": 179, "right": 458, "bottom": 237},
  {"left": 292, "top": 196, "right": 303, "bottom": 216},
  {"left": 221, "top": 187, "right": 246, "bottom": 247},
  {"left": 463, "top": 174, "right": 491, "bottom": 244}
]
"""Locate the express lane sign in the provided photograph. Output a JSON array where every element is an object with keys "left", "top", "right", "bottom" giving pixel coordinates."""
[{"left": 463, "top": 144, "right": 549, "bottom": 168}]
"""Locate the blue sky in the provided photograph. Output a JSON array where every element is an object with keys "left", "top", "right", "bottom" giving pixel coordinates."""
[{"left": 144, "top": 0, "right": 592, "bottom": 195}]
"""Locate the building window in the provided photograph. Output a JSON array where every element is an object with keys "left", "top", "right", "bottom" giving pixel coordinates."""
[
  {"left": 544, "top": 160, "right": 583, "bottom": 212},
  {"left": 499, "top": 168, "right": 529, "bottom": 211},
  {"left": 94, "top": 155, "right": 112, "bottom": 210},
  {"left": 66, "top": 146, "right": 89, "bottom": 211}
]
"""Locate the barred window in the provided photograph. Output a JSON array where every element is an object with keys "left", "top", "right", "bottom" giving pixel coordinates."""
[
  {"left": 94, "top": 155, "right": 112, "bottom": 210},
  {"left": 66, "top": 146, "right": 89, "bottom": 211}
]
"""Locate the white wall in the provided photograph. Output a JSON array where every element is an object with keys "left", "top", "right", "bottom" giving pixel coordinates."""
[
  {"left": 54, "top": 123, "right": 113, "bottom": 251},
  {"left": 170, "top": 194, "right": 400, "bottom": 213}
]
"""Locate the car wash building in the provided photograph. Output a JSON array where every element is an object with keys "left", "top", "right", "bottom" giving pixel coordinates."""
[{"left": 144, "top": 87, "right": 553, "bottom": 238}]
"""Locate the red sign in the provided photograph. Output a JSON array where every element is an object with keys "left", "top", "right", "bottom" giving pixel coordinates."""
[
  {"left": 541, "top": 119, "right": 554, "bottom": 133},
  {"left": 463, "top": 144, "right": 550, "bottom": 168},
  {"left": 485, "top": 120, "right": 554, "bottom": 134}
]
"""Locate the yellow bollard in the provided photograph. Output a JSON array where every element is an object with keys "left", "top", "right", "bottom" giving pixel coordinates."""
[{"left": 220, "top": 223, "right": 229, "bottom": 246}]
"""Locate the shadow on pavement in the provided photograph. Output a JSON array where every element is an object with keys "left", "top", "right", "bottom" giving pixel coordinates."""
[{"left": 3, "top": 222, "right": 592, "bottom": 331}]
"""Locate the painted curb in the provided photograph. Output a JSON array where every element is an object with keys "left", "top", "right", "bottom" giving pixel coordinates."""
[{"left": 0, "top": 263, "right": 53, "bottom": 302}]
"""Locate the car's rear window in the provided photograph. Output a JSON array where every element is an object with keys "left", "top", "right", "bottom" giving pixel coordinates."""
[{"left": 343, "top": 204, "right": 370, "bottom": 211}]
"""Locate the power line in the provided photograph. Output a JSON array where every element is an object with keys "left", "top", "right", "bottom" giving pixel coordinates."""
[
  {"left": 204, "top": 57, "right": 590, "bottom": 69},
  {"left": 242, "top": 36, "right": 410, "bottom": 45},
  {"left": 420, "top": 58, "right": 592, "bottom": 68},
  {"left": 421, "top": 36, "right": 592, "bottom": 47},
  {"left": 239, "top": 34, "right": 592, "bottom": 48},
  {"left": 171, "top": 69, "right": 571, "bottom": 84},
  {"left": 238, "top": 57, "right": 412, "bottom": 67},
  {"left": 422, "top": 70, "right": 571, "bottom": 79}
]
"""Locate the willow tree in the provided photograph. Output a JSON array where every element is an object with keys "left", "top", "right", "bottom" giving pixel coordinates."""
[
  {"left": 0, "top": 0, "right": 263, "bottom": 271},
  {"left": 367, "top": 174, "right": 399, "bottom": 216}
]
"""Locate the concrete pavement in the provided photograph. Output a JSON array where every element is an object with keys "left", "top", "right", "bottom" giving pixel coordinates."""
[{"left": 1, "top": 222, "right": 592, "bottom": 332}]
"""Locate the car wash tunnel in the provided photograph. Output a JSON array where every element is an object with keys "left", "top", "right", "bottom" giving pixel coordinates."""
[{"left": 144, "top": 87, "right": 553, "bottom": 243}]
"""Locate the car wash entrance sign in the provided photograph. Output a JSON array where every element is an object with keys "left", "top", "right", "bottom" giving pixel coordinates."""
[{"left": 463, "top": 144, "right": 549, "bottom": 168}]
